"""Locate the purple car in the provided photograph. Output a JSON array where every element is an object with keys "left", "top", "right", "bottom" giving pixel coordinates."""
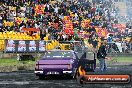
[{"left": 35, "top": 50, "right": 79, "bottom": 79}]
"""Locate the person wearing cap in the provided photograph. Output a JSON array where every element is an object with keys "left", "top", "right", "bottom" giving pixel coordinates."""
[{"left": 97, "top": 40, "right": 107, "bottom": 72}]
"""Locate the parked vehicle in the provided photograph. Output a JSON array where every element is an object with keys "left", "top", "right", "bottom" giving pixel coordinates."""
[{"left": 35, "top": 50, "right": 79, "bottom": 79}]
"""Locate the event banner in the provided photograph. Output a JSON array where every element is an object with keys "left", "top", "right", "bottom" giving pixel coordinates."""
[
  {"left": 29, "top": 41, "right": 37, "bottom": 52},
  {"left": 39, "top": 41, "right": 46, "bottom": 52},
  {"left": 5, "top": 40, "right": 46, "bottom": 53},
  {"left": 5, "top": 40, "right": 15, "bottom": 52},
  {"left": 18, "top": 40, "right": 26, "bottom": 52}
]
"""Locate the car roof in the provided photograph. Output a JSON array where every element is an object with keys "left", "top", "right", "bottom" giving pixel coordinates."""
[{"left": 46, "top": 50, "right": 74, "bottom": 52}]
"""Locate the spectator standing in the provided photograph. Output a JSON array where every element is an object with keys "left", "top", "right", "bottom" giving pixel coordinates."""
[
  {"left": 97, "top": 41, "right": 107, "bottom": 72},
  {"left": 121, "top": 40, "right": 127, "bottom": 53},
  {"left": 107, "top": 34, "right": 113, "bottom": 52},
  {"left": 54, "top": 5, "right": 59, "bottom": 14}
]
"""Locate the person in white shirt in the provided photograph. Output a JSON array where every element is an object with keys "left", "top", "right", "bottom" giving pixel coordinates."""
[
  {"left": 13, "top": 11, "right": 16, "bottom": 17},
  {"left": 75, "top": 13, "right": 78, "bottom": 20},
  {"left": 54, "top": 6, "right": 59, "bottom": 14},
  {"left": 35, "top": 22, "right": 40, "bottom": 29},
  {"left": 0, "top": 15, "right": 2, "bottom": 21},
  {"left": 19, "top": 25, "right": 25, "bottom": 32},
  {"left": 21, "top": 12, "right": 25, "bottom": 17}
]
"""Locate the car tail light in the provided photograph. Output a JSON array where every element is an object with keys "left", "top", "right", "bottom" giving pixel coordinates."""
[
  {"left": 35, "top": 62, "right": 39, "bottom": 69},
  {"left": 35, "top": 64, "right": 38, "bottom": 69},
  {"left": 68, "top": 64, "right": 71, "bottom": 70}
]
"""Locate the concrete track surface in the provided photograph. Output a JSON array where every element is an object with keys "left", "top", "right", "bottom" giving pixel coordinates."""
[{"left": 0, "top": 65, "right": 132, "bottom": 88}]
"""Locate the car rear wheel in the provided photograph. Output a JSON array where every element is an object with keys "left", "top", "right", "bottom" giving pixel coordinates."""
[{"left": 38, "top": 75, "right": 45, "bottom": 80}]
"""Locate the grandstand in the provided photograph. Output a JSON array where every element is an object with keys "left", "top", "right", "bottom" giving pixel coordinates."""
[{"left": 0, "top": 0, "right": 131, "bottom": 55}]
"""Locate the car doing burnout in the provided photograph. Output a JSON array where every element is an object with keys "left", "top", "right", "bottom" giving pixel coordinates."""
[{"left": 35, "top": 50, "right": 79, "bottom": 79}]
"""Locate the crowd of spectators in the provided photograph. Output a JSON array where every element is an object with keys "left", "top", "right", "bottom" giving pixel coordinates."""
[{"left": 0, "top": 0, "right": 132, "bottom": 52}]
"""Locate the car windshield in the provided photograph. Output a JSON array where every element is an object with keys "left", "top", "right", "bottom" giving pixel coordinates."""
[{"left": 42, "top": 51, "right": 73, "bottom": 58}]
